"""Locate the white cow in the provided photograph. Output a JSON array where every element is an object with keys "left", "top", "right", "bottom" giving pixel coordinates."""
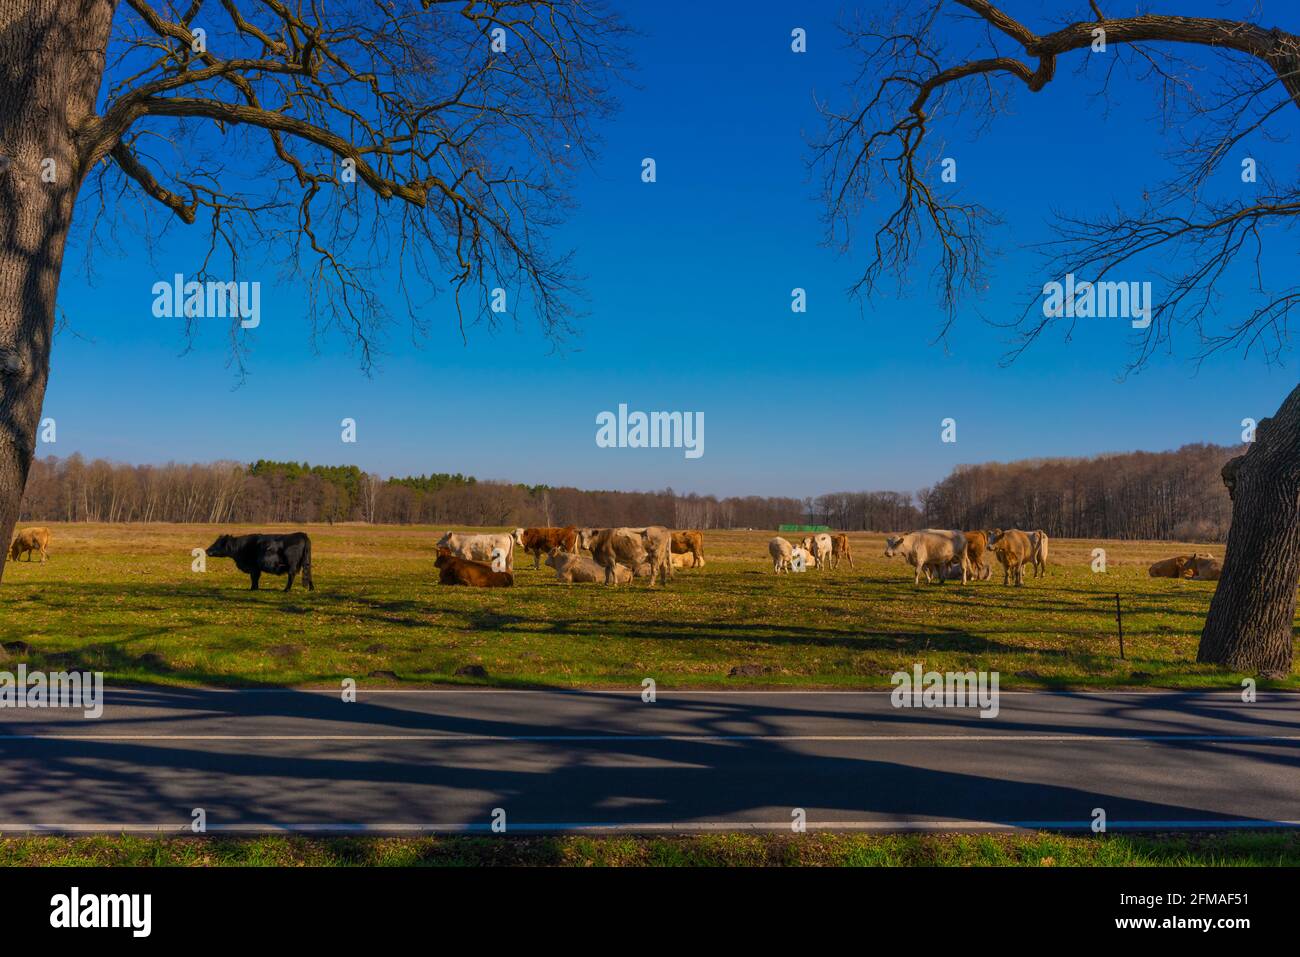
[
  {"left": 768, "top": 536, "right": 794, "bottom": 574},
  {"left": 671, "top": 551, "right": 700, "bottom": 569},
  {"left": 800, "top": 534, "right": 834, "bottom": 570},
  {"left": 790, "top": 545, "right": 814, "bottom": 572},
  {"left": 436, "top": 531, "right": 515, "bottom": 573},
  {"left": 883, "top": 529, "right": 970, "bottom": 584}
]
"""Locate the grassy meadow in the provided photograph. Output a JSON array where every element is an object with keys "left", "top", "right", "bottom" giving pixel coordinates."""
[
  {"left": 2, "top": 831, "right": 1298, "bottom": 867},
  {"left": 1, "top": 522, "right": 1292, "bottom": 689}
]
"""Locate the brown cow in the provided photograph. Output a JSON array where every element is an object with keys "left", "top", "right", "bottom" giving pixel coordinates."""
[
  {"left": 988, "top": 528, "right": 1032, "bottom": 586},
  {"left": 9, "top": 527, "right": 50, "bottom": 563},
  {"left": 1185, "top": 555, "right": 1222, "bottom": 581},
  {"left": 670, "top": 530, "right": 705, "bottom": 567},
  {"left": 513, "top": 526, "right": 578, "bottom": 569},
  {"left": 962, "top": 531, "right": 990, "bottom": 581},
  {"left": 435, "top": 548, "right": 514, "bottom": 587},
  {"left": 831, "top": 533, "right": 853, "bottom": 569}
]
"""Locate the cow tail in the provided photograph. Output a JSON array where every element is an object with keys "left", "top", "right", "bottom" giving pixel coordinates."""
[{"left": 303, "top": 538, "right": 314, "bottom": 588}]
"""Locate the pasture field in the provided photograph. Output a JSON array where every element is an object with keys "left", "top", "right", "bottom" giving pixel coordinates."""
[
  {"left": 2, "top": 831, "right": 1298, "bottom": 867},
  {"left": 1, "top": 523, "right": 1294, "bottom": 689}
]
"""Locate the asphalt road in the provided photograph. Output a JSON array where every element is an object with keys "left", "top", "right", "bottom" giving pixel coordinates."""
[{"left": 1, "top": 687, "right": 1297, "bottom": 833}]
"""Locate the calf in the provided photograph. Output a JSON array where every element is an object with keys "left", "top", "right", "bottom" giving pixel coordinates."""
[
  {"left": 831, "top": 533, "right": 853, "bottom": 569},
  {"left": 435, "top": 548, "right": 514, "bottom": 587},
  {"left": 9, "top": 527, "right": 50, "bottom": 563},
  {"left": 513, "top": 526, "right": 579, "bottom": 569},
  {"left": 206, "top": 532, "right": 314, "bottom": 591}
]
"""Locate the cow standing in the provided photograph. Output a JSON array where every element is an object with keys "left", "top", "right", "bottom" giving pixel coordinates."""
[
  {"left": 206, "top": 532, "right": 314, "bottom": 591},
  {"left": 884, "top": 530, "right": 969, "bottom": 584},
  {"left": 513, "top": 526, "right": 578, "bottom": 569},
  {"left": 988, "top": 528, "right": 1032, "bottom": 586},
  {"left": 9, "top": 527, "right": 50, "bottom": 563}
]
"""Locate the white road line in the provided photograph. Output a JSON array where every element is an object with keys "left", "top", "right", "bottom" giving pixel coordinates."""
[{"left": 3, "top": 732, "right": 1299, "bottom": 742}]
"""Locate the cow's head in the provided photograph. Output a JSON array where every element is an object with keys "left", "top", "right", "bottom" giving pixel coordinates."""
[
  {"left": 543, "top": 546, "right": 565, "bottom": 568},
  {"left": 206, "top": 535, "right": 235, "bottom": 557},
  {"left": 511, "top": 528, "right": 526, "bottom": 547},
  {"left": 883, "top": 535, "right": 903, "bottom": 558},
  {"left": 434, "top": 548, "right": 454, "bottom": 568},
  {"left": 579, "top": 527, "right": 598, "bottom": 550},
  {"left": 435, "top": 532, "right": 453, "bottom": 549},
  {"left": 987, "top": 528, "right": 1005, "bottom": 545}
]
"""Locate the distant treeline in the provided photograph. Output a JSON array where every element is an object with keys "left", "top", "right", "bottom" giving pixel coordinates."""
[
  {"left": 16, "top": 443, "right": 1238, "bottom": 540},
  {"left": 918, "top": 443, "right": 1238, "bottom": 542}
]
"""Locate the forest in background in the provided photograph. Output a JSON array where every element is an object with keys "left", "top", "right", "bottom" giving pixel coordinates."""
[{"left": 15, "top": 442, "right": 1238, "bottom": 540}]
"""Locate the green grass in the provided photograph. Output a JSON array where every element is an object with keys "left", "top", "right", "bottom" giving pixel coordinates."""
[
  {"left": 2, "top": 831, "right": 1297, "bottom": 866},
  {"left": 1, "top": 522, "right": 1294, "bottom": 689}
]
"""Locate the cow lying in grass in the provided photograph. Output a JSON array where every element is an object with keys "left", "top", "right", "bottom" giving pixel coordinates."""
[
  {"left": 546, "top": 548, "right": 634, "bottom": 583},
  {"left": 435, "top": 548, "right": 514, "bottom": 587},
  {"left": 206, "top": 532, "right": 313, "bottom": 591}
]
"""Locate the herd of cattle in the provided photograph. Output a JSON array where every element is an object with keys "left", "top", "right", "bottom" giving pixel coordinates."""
[{"left": 5, "top": 523, "right": 1223, "bottom": 591}]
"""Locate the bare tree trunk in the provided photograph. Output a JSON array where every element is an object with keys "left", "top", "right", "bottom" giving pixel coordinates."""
[
  {"left": 1198, "top": 383, "right": 1300, "bottom": 677},
  {"left": 0, "top": 0, "right": 116, "bottom": 581}
]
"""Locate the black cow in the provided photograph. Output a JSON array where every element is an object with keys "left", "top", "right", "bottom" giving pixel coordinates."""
[{"left": 205, "top": 532, "right": 314, "bottom": 591}]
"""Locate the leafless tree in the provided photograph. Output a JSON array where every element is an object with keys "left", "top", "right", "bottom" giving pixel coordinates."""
[
  {"left": 0, "top": 0, "right": 628, "bottom": 580},
  {"left": 815, "top": 0, "right": 1300, "bottom": 675}
]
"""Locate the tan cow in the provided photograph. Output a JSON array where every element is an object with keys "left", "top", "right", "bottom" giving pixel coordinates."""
[
  {"left": 641, "top": 525, "right": 674, "bottom": 586},
  {"left": 988, "top": 528, "right": 1032, "bottom": 586},
  {"left": 670, "top": 530, "right": 705, "bottom": 567},
  {"left": 545, "top": 548, "right": 634, "bottom": 584},
  {"left": 1029, "top": 530, "right": 1050, "bottom": 577},
  {"left": 800, "top": 533, "right": 833, "bottom": 570},
  {"left": 9, "top": 527, "right": 50, "bottom": 563},
  {"left": 831, "top": 533, "right": 853, "bottom": 569},
  {"left": 671, "top": 551, "right": 700, "bottom": 569},
  {"left": 1185, "top": 555, "right": 1222, "bottom": 581},
  {"left": 884, "top": 530, "right": 969, "bottom": 584},
  {"left": 1149, "top": 556, "right": 1187, "bottom": 578}
]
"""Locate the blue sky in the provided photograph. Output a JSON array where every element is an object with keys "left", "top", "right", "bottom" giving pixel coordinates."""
[{"left": 47, "top": 0, "right": 1298, "bottom": 497}]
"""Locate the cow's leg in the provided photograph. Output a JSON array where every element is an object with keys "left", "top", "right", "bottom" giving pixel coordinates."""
[
  {"left": 284, "top": 568, "right": 295, "bottom": 592},
  {"left": 250, "top": 571, "right": 260, "bottom": 590}
]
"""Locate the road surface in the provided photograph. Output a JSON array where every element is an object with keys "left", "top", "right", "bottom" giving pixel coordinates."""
[{"left": 1, "top": 687, "right": 1297, "bottom": 832}]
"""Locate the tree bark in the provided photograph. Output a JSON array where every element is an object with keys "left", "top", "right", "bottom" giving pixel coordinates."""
[
  {"left": 0, "top": 0, "right": 117, "bottom": 582},
  {"left": 1198, "top": 383, "right": 1300, "bottom": 677}
]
